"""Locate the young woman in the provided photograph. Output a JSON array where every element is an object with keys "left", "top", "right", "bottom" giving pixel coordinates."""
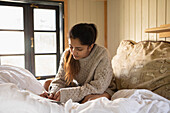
[{"left": 40, "top": 23, "right": 115, "bottom": 103}]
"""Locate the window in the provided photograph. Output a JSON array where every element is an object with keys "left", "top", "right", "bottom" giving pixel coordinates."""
[{"left": 0, "top": 1, "right": 64, "bottom": 79}]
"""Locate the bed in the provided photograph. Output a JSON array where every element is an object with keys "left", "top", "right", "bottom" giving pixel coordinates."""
[{"left": 0, "top": 39, "right": 169, "bottom": 113}]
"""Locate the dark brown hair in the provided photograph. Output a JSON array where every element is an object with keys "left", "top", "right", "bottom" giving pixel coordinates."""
[{"left": 64, "top": 23, "right": 97, "bottom": 85}]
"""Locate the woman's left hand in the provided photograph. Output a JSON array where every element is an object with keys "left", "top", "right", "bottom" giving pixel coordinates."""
[{"left": 53, "top": 91, "right": 60, "bottom": 101}]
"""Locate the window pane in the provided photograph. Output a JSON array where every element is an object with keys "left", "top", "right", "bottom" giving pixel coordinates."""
[
  {"left": 34, "top": 32, "right": 56, "bottom": 53},
  {"left": 0, "top": 56, "right": 25, "bottom": 68},
  {"left": 35, "top": 55, "right": 56, "bottom": 76},
  {"left": 0, "top": 31, "right": 24, "bottom": 54},
  {"left": 0, "top": 5, "right": 23, "bottom": 30},
  {"left": 34, "top": 8, "right": 56, "bottom": 30}
]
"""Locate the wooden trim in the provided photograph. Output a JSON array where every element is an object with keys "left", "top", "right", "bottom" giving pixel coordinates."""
[
  {"left": 104, "top": 1, "right": 107, "bottom": 48},
  {"left": 145, "top": 24, "right": 170, "bottom": 33},
  {"left": 160, "top": 24, "right": 170, "bottom": 28},
  {"left": 64, "top": 0, "right": 68, "bottom": 49},
  {"left": 145, "top": 26, "right": 170, "bottom": 33},
  {"left": 145, "top": 24, "right": 170, "bottom": 38},
  {"left": 159, "top": 32, "right": 170, "bottom": 38}
]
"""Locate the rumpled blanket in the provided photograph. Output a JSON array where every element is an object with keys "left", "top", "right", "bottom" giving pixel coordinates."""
[
  {"left": 0, "top": 83, "right": 169, "bottom": 113},
  {"left": 0, "top": 65, "right": 44, "bottom": 94}
]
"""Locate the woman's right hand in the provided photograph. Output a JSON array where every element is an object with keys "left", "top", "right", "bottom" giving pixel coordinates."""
[
  {"left": 48, "top": 91, "right": 60, "bottom": 101},
  {"left": 40, "top": 91, "right": 60, "bottom": 102},
  {"left": 48, "top": 93, "right": 54, "bottom": 99},
  {"left": 39, "top": 91, "right": 49, "bottom": 98}
]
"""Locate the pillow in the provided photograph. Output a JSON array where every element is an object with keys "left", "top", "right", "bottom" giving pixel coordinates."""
[
  {"left": 112, "top": 40, "right": 170, "bottom": 99},
  {"left": 0, "top": 65, "right": 45, "bottom": 94}
]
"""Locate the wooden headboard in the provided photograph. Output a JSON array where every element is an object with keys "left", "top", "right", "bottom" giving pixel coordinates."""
[{"left": 145, "top": 24, "right": 170, "bottom": 38}]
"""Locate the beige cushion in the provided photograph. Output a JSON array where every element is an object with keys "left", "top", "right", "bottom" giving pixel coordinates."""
[{"left": 112, "top": 40, "right": 170, "bottom": 99}]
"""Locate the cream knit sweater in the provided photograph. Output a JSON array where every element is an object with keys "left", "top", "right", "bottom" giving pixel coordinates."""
[{"left": 49, "top": 44, "right": 114, "bottom": 103}]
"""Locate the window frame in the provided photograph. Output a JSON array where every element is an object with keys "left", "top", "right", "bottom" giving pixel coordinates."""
[{"left": 0, "top": 0, "right": 64, "bottom": 80}]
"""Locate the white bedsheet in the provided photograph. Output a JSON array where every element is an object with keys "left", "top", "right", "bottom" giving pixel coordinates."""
[
  {"left": 0, "top": 83, "right": 169, "bottom": 113},
  {"left": 0, "top": 83, "right": 64, "bottom": 113},
  {"left": 0, "top": 65, "right": 45, "bottom": 94},
  {"left": 0, "top": 65, "right": 169, "bottom": 113},
  {"left": 65, "top": 89, "right": 170, "bottom": 113}
]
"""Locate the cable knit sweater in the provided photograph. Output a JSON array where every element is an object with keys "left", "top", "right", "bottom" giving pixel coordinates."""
[{"left": 49, "top": 44, "right": 114, "bottom": 103}]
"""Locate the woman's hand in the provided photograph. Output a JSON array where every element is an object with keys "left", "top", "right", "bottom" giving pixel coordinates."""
[
  {"left": 48, "top": 91, "right": 60, "bottom": 101},
  {"left": 81, "top": 94, "right": 94, "bottom": 103},
  {"left": 81, "top": 92, "right": 111, "bottom": 104},
  {"left": 53, "top": 91, "right": 60, "bottom": 101},
  {"left": 39, "top": 91, "right": 49, "bottom": 98}
]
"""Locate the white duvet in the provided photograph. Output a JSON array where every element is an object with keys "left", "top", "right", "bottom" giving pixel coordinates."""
[
  {"left": 0, "top": 65, "right": 170, "bottom": 113},
  {"left": 0, "top": 65, "right": 44, "bottom": 94}
]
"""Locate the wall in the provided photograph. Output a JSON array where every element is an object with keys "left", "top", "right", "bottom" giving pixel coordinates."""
[
  {"left": 108, "top": 0, "right": 170, "bottom": 57},
  {"left": 67, "top": 0, "right": 105, "bottom": 47}
]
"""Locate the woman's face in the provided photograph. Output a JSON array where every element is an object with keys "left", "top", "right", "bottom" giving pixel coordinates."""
[{"left": 68, "top": 38, "right": 93, "bottom": 60}]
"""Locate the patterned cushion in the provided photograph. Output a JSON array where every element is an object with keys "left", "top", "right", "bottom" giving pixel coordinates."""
[{"left": 112, "top": 40, "right": 170, "bottom": 99}]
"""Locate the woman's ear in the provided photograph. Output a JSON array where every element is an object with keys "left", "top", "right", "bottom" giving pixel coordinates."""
[{"left": 88, "top": 44, "right": 94, "bottom": 52}]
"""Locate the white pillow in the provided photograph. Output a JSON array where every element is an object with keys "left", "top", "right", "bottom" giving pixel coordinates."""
[
  {"left": 0, "top": 65, "right": 45, "bottom": 94},
  {"left": 112, "top": 40, "right": 170, "bottom": 100}
]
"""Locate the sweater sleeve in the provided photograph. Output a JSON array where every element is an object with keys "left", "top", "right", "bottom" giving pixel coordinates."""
[
  {"left": 105, "top": 76, "right": 117, "bottom": 96},
  {"left": 49, "top": 51, "right": 67, "bottom": 94},
  {"left": 59, "top": 54, "right": 114, "bottom": 103}
]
